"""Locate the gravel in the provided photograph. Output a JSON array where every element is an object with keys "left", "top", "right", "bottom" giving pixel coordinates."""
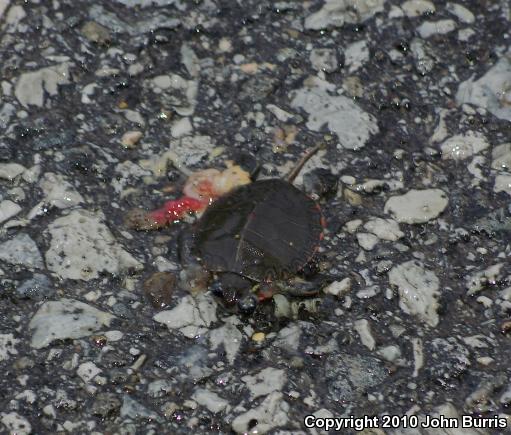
[{"left": 1, "top": 0, "right": 511, "bottom": 433}]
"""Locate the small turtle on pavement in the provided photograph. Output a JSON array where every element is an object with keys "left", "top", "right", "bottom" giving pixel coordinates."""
[{"left": 128, "top": 145, "right": 328, "bottom": 312}]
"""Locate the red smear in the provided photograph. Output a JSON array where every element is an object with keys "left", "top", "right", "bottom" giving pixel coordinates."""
[
  {"left": 257, "top": 286, "right": 275, "bottom": 302},
  {"left": 147, "top": 196, "right": 208, "bottom": 226}
]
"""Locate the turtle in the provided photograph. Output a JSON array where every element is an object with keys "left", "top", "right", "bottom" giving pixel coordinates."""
[
  {"left": 126, "top": 145, "right": 328, "bottom": 312},
  {"left": 182, "top": 145, "right": 327, "bottom": 312}
]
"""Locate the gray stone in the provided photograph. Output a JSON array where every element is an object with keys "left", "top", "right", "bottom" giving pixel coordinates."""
[
  {"left": 456, "top": 54, "right": 511, "bottom": 122},
  {"left": 304, "top": 0, "right": 385, "bottom": 30},
  {"left": 239, "top": 74, "right": 277, "bottom": 102},
  {"left": 0, "top": 233, "right": 44, "bottom": 269},
  {"left": 384, "top": 189, "right": 448, "bottom": 224},
  {"left": 44, "top": 209, "right": 142, "bottom": 281},
  {"left": 231, "top": 392, "right": 289, "bottom": 434},
  {"left": 417, "top": 20, "right": 457, "bottom": 38},
  {"left": 325, "top": 353, "right": 387, "bottom": 402},
  {"left": 153, "top": 294, "right": 217, "bottom": 338},
  {"left": 0, "top": 163, "right": 26, "bottom": 181},
  {"left": 120, "top": 395, "right": 162, "bottom": 422},
  {"left": 91, "top": 392, "right": 122, "bottom": 418},
  {"left": 15, "top": 63, "right": 71, "bottom": 107},
  {"left": 168, "top": 135, "right": 214, "bottom": 168},
  {"left": 290, "top": 77, "right": 379, "bottom": 150},
  {"left": 0, "top": 200, "right": 21, "bottom": 224},
  {"left": 388, "top": 260, "right": 440, "bottom": 327},
  {"left": 81, "top": 21, "right": 111, "bottom": 44},
  {"left": 309, "top": 48, "right": 338, "bottom": 73},
  {"left": 29, "top": 298, "right": 116, "bottom": 349},
  {"left": 16, "top": 273, "right": 54, "bottom": 300}
]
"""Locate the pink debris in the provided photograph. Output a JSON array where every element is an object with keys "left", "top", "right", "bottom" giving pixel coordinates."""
[
  {"left": 125, "top": 164, "right": 251, "bottom": 230},
  {"left": 147, "top": 196, "right": 207, "bottom": 227}
]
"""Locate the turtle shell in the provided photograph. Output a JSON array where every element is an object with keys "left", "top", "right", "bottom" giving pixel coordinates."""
[{"left": 193, "top": 179, "right": 322, "bottom": 281}]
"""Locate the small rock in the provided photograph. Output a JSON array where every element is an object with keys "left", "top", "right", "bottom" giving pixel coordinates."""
[
  {"left": 494, "top": 174, "right": 511, "bottom": 196},
  {"left": 377, "top": 345, "right": 401, "bottom": 362},
  {"left": 153, "top": 294, "right": 217, "bottom": 338},
  {"left": 363, "top": 217, "right": 404, "bottom": 241},
  {"left": 121, "top": 130, "right": 143, "bottom": 148},
  {"left": 81, "top": 21, "right": 111, "bottom": 45},
  {"left": 491, "top": 143, "right": 511, "bottom": 171},
  {"left": 309, "top": 48, "right": 338, "bottom": 73},
  {"left": 1, "top": 412, "right": 31, "bottom": 435},
  {"left": 35, "top": 172, "right": 84, "bottom": 211},
  {"left": 149, "top": 73, "right": 198, "bottom": 116},
  {"left": 112, "top": 302, "right": 131, "bottom": 318},
  {"left": 218, "top": 37, "right": 232, "bottom": 53},
  {"left": 15, "top": 63, "right": 71, "bottom": 108},
  {"left": 16, "top": 273, "right": 54, "bottom": 300},
  {"left": 417, "top": 20, "right": 457, "bottom": 38},
  {"left": 410, "top": 38, "right": 435, "bottom": 75},
  {"left": 77, "top": 361, "right": 102, "bottom": 383},
  {"left": 388, "top": 260, "right": 440, "bottom": 327},
  {"left": 168, "top": 135, "right": 214, "bottom": 168},
  {"left": 91, "top": 392, "right": 121, "bottom": 418},
  {"left": 120, "top": 395, "right": 162, "bottom": 422},
  {"left": 273, "top": 294, "right": 292, "bottom": 318},
  {"left": 353, "top": 319, "right": 376, "bottom": 350},
  {"left": 0, "top": 233, "right": 44, "bottom": 269},
  {"left": 401, "top": 0, "right": 435, "bottom": 17},
  {"left": 344, "top": 219, "right": 362, "bottom": 233},
  {"left": 356, "top": 232, "right": 379, "bottom": 250},
  {"left": 238, "top": 74, "right": 277, "bottom": 103},
  {"left": 252, "top": 332, "right": 265, "bottom": 342},
  {"left": 0, "top": 139, "right": 16, "bottom": 161},
  {"left": 29, "top": 298, "right": 116, "bottom": 349},
  {"left": 456, "top": 55, "right": 511, "bottom": 121},
  {"left": 440, "top": 132, "right": 489, "bottom": 160},
  {"left": 209, "top": 319, "right": 243, "bottom": 364},
  {"left": 242, "top": 367, "right": 287, "bottom": 400},
  {"left": 0, "top": 333, "right": 19, "bottom": 362},
  {"left": 304, "top": 0, "right": 385, "bottom": 30},
  {"left": 344, "top": 40, "right": 369, "bottom": 73},
  {"left": 266, "top": 104, "right": 294, "bottom": 122},
  {"left": 290, "top": 77, "right": 379, "bottom": 150},
  {"left": 147, "top": 380, "right": 173, "bottom": 398},
  {"left": 466, "top": 263, "right": 503, "bottom": 295},
  {"left": 323, "top": 278, "right": 351, "bottom": 297},
  {"left": 0, "top": 162, "right": 26, "bottom": 181},
  {"left": 123, "top": 109, "right": 145, "bottom": 126},
  {"left": 272, "top": 322, "right": 302, "bottom": 353},
  {"left": 45, "top": 209, "right": 142, "bottom": 281},
  {"left": 181, "top": 43, "right": 200, "bottom": 78},
  {"left": 231, "top": 392, "right": 289, "bottom": 434},
  {"left": 384, "top": 189, "right": 448, "bottom": 224},
  {"left": 446, "top": 2, "right": 475, "bottom": 24},
  {"left": 171, "top": 117, "right": 192, "bottom": 138},
  {"left": 192, "top": 388, "right": 229, "bottom": 413},
  {"left": 0, "top": 200, "right": 21, "bottom": 224},
  {"left": 143, "top": 272, "right": 177, "bottom": 309},
  {"left": 325, "top": 353, "right": 387, "bottom": 402}
]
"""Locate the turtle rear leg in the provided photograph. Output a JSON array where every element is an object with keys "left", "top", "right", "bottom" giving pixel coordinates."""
[{"left": 273, "top": 277, "right": 323, "bottom": 297}]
